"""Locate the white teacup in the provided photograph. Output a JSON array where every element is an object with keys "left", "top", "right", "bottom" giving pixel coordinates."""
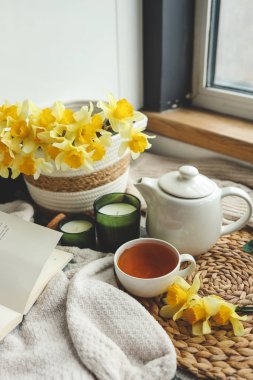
[{"left": 114, "top": 238, "right": 196, "bottom": 298}]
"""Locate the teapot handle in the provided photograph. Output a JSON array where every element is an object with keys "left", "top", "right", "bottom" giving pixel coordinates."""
[{"left": 221, "top": 187, "right": 253, "bottom": 236}]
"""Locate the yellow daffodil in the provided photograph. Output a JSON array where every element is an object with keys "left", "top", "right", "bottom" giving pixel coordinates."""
[
  {"left": 10, "top": 120, "right": 29, "bottom": 139},
  {"left": 0, "top": 164, "right": 10, "bottom": 178},
  {"left": 37, "top": 108, "right": 56, "bottom": 128},
  {"left": 181, "top": 297, "right": 211, "bottom": 336},
  {"left": 19, "top": 156, "right": 37, "bottom": 176},
  {"left": 43, "top": 145, "right": 62, "bottom": 161},
  {"left": 0, "top": 141, "right": 13, "bottom": 178},
  {"left": 6, "top": 122, "right": 36, "bottom": 154},
  {"left": 1, "top": 101, "right": 37, "bottom": 154},
  {"left": 212, "top": 299, "right": 247, "bottom": 336},
  {"left": 11, "top": 154, "right": 53, "bottom": 179},
  {"left": 64, "top": 151, "right": 83, "bottom": 168},
  {"left": 183, "top": 300, "right": 206, "bottom": 324},
  {"left": 86, "top": 136, "right": 108, "bottom": 162},
  {"left": 74, "top": 111, "right": 104, "bottom": 146},
  {"left": 73, "top": 103, "right": 93, "bottom": 124},
  {"left": 76, "top": 121, "right": 97, "bottom": 145},
  {"left": 62, "top": 103, "right": 104, "bottom": 147},
  {"left": 0, "top": 100, "right": 28, "bottom": 126},
  {"left": 184, "top": 296, "right": 247, "bottom": 336},
  {"left": 97, "top": 94, "right": 145, "bottom": 133},
  {"left": 51, "top": 102, "right": 75, "bottom": 124},
  {"left": 118, "top": 124, "right": 154, "bottom": 159},
  {"left": 160, "top": 274, "right": 201, "bottom": 319},
  {"left": 0, "top": 95, "right": 151, "bottom": 179},
  {"left": 29, "top": 102, "right": 56, "bottom": 131},
  {"left": 31, "top": 102, "right": 74, "bottom": 145},
  {"left": 0, "top": 141, "right": 13, "bottom": 163},
  {"left": 160, "top": 274, "right": 247, "bottom": 336},
  {"left": 54, "top": 140, "right": 93, "bottom": 171},
  {"left": 0, "top": 103, "right": 18, "bottom": 127}
]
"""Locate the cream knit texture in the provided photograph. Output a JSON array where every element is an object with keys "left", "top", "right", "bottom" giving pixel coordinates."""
[{"left": 0, "top": 201, "right": 177, "bottom": 380}]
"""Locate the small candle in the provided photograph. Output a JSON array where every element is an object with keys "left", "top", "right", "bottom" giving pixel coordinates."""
[
  {"left": 61, "top": 220, "right": 92, "bottom": 233},
  {"left": 94, "top": 193, "right": 141, "bottom": 252},
  {"left": 98, "top": 203, "right": 136, "bottom": 216},
  {"left": 59, "top": 215, "right": 95, "bottom": 249}
]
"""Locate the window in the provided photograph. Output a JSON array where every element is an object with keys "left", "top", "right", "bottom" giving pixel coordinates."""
[{"left": 192, "top": 0, "right": 253, "bottom": 121}]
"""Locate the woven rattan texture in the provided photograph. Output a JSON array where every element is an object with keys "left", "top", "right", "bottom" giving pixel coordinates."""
[
  {"left": 134, "top": 228, "right": 253, "bottom": 380},
  {"left": 24, "top": 155, "right": 130, "bottom": 192}
]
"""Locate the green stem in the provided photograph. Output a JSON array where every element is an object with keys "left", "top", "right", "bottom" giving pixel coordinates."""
[{"left": 236, "top": 306, "right": 253, "bottom": 314}]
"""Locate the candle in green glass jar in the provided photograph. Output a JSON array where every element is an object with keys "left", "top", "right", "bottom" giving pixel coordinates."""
[
  {"left": 94, "top": 193, "right": 141, "bottom": 252},
  {"left": 59, "top": 215, "right": 96, "bottom": 249},
  {"left": 98, "top": 203, "right": 137, "bottom": 216}
]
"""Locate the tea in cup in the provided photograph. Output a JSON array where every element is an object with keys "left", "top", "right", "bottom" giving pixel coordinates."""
[{"left": 114, "top": 238, "right": 196, "bottom": 298}]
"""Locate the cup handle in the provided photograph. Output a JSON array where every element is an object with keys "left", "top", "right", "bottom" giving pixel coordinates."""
[{"left": 177, "top": 254, "right": 196, "bottom": 278}]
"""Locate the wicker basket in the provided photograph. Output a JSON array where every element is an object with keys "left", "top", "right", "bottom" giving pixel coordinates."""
[{"left": 24, "top": 132, "right": 131, "bottom": 215}]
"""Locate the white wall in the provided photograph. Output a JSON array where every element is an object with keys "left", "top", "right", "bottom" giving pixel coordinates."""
[{"left": 0, "top": 0, "right": 143, "bottom": 108}]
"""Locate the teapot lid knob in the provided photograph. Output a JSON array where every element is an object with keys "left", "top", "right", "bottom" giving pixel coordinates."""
[{"left": 179, "top": 166, "right": 199, "bottom": 180}]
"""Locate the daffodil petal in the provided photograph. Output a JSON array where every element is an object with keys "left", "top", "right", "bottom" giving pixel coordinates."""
[
  {"left": 130, "top": 151, "right": 140, "bottom": 160},
  {"left": 37, "top": 131, "right": 53, "bottom": 143},
  {"left": 118, "top": 142, "right": 129, "bottom": 157},
  {"left": 0, "top": 167, "right": 9, "bottom": 178},
  {"left": 55, "top": 152, "right": 65, "bottom": 170},
  {"left": 188, "top": 273, "right": 201, "bottom": 297},
  {"left": 52, "top": 101, "right": 65, "bottom": 120},
  {"left": 173, "top": 276, "right": 191, "bottom": 291},
  {"left": 203, "top": 295, "right": 222, "bottom": 316},
  {"left": 107, "top": 93, "right": 117, "bottom": 108},
  {"left": 160, "top": 305, "right": 180, "bottom": 319},
  {"left": 118, "top": 123, "right": 132, "bottom": 139},
  {"left": 230, "top": 317, "right": 245, "bottom": 336},
  {"left": 192, "top": 321, "right": 203, "bottom": 336},
  {"left": 231, "top": 311, "right": 248, "bottom": 321},
  {"left": 202, "top": 319, "right": 211, "bottom": 334},
  {"left": 11, "top": 168, "right": 20, "bottom": 179},
  {"left": 173, "top": 304, "right": 188, "bottom": 321},
  {"left": 18, "top": 100, "right": 29, "bottom": 119},
  {"left": 22, "top": 139, "right": 35, "bottom": 154}
]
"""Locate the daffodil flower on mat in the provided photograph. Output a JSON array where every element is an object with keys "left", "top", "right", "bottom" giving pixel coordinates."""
[
  {"left": 212, "top": 298, "right": 247, "bottom": 336},
  {"left": 160, "top": 274, "right": 201, "bottom": 319},
  {"left": 160, "top": 274, "right": 247, "bottom": 336}
]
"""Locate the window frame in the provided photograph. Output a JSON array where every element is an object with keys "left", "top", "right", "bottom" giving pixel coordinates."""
[{"left": 192, "top": 0, "right": 253, "bottom": 121}]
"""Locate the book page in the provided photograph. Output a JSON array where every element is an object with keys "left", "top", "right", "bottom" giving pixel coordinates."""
[
  {"left": 24, "top": 248, "right": 73, "bottom": 314},
  {"left": 0, "top": 212, "right": 62, "bottom": 314},
  {"left": 0, "top": 305, "right": 22, "bottom": 341}
]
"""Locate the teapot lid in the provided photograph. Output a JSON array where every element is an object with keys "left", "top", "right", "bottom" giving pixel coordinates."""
[{"left": 159, "top": 165, "right": 216, "bottom": 199}]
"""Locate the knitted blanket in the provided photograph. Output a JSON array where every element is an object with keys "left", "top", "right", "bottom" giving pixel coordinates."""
[{"left": 0, "top": 201, "right": 177, "bottom": 380}]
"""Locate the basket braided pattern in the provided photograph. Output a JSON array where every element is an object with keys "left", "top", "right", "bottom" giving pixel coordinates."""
[
  {"left": 133, "top": 228, "right": 253, "bottom": 380},
  {"left": 25, "top": 169, "right": 129, "bottom": 213},
  {"left": 24, "top": 155, "right": 130, "bottom": 192}
]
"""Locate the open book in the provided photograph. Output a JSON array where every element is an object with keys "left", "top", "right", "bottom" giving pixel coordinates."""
[{"left": 0, "top": 211, "right": 73, "bottom": 341}]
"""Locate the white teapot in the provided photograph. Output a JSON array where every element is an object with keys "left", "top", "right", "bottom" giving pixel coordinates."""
[{"left": 135, "top": 165, "right": 253, "bottom": 256}]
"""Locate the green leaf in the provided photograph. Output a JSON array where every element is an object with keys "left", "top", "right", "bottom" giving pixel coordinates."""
[{"left": 243, "top": 240, "right": 253, "bottom": 254}]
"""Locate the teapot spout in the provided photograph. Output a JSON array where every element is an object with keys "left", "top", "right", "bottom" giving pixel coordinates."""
[{"left": 134, "top": 177, "right": 157, "bottom": 206}]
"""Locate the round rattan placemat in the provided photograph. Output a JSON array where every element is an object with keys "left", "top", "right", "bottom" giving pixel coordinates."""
[{"left": 133, "top": 228, "right": 253, "bottom": 380}]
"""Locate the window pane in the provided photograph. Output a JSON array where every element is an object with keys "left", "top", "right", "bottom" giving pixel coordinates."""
[{"left": 214, "top": 0, "right": 253, "bottom": 93}]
